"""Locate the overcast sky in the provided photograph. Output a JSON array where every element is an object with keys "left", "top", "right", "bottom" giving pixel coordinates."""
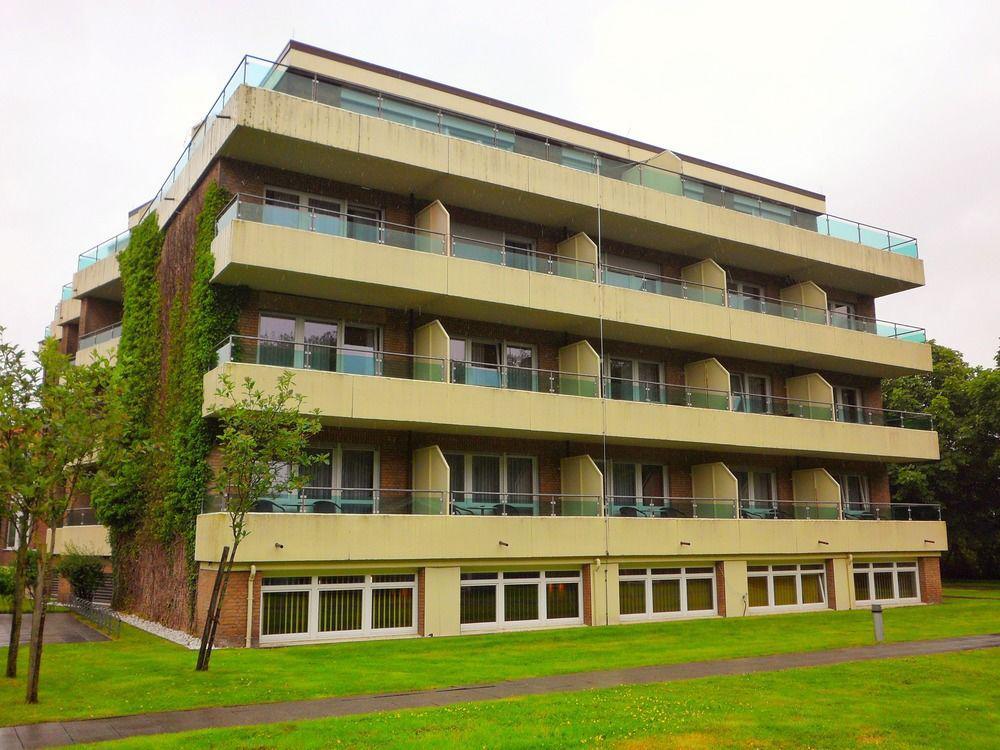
[{"left": 1, "top": 0, "right": 997, "bottom": 366}]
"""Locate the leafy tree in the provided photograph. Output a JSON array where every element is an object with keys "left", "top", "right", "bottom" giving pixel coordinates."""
[
  {"left": 58, "top": 544, "right": 105, "bottom": 601},
  {"left": 0, "top": 326, "right": 40, "bottom": 678},
  {"left": 22, "top": 340, "right": 115, "bottom": 702},
  {"left": 196, "top": 371, "right": 321, "bottom": 670},
  {"left": 884, "top": 341, "right": 1000, "bottom": 578}
]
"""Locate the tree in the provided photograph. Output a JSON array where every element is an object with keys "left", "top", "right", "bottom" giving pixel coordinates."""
[
  {"left": 0, "top": 327, "right": 40, "bottom": 679},
  {"left": 883, "top": 341, "right": 1000, "bottom": 579},
  {"left": 23, "top": 340, "right": 114, "bottom": 702},
  {"left": 196, "top": 371, "right": 321, "bottom": 670}
]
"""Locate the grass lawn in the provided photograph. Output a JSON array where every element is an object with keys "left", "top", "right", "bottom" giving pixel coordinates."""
[
  {"left": 80, "top": 648, "right": 1000, "bottom": 749},
  {"left": 0, "top": 595, "right": 65, "bottom": 614},
  {"left": 2, "top": 583, "right": 998, "bottom": 727}
]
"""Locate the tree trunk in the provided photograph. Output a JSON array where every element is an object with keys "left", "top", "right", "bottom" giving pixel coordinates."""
[
  {"left": 199, "top": 539, "right": 240, "bottom": 671},
  {"left": 5, "top": 516, "right": 31, "bottom": 679},
  {"left": 25, "top": 533, "right": 53, "bottom": 703}
]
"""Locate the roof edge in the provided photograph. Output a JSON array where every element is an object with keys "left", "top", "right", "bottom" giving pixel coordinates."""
[{"left": 282, "top": 40, "right": 825, "bottom": 203}]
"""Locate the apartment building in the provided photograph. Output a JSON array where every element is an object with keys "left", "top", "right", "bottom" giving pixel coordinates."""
[{"left": 39, "top": 41, "right": 944, "bottom": 646}]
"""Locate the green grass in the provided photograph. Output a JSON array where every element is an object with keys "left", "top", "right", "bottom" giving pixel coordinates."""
[
  {"left": 81, "top": 648, "right": 1000, "bottom": 749},
  {"left": 0, "top": 595, "right": 65, "bottom": 614},
  {"left": 2, "top": 584, "right": 999, "bottom": 727}
]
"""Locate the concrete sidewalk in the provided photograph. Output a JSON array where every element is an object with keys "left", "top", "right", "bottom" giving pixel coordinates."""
[{"left": 3, "top": 632, "right": 998, "bottom": 749}]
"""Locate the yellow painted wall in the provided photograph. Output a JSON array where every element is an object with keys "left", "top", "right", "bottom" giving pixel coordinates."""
[
  {"left": 53, "top": 524, "right": 111, "bottom": 557},
  {"left": 681, "top": 258, "right": 727, "bottom": 291},
  {"left": 73, "top": 255, "right": 121, "bottom": 300},
  {"left": 74, "top": 339, "right": 118, "bottom": 366},
  {"left": 415, "top": 200, "right": 450, "bottom": 250},
  {"left": 556, "top": 232, "right": 598, "bottom": 269},
  {"left": 412, "top": 445, "right": 449, "bottom": 515},
  {"left": 781, "top": 280, "right": 828, "bottom": 311},
  {"left": 194, "top": 513, "right": 947, "bottom": 564},
  {"left": 684, "top": 358, "right": 731, "bottom": 395},
  {"left": 413, "top": 320, "right": 449, "bottom": 383},
  {"left": 691, "top": 462, "right": 738, "bottom": 499},
  {"left": 722, "top": 559, "right": 749, "bottom": 617},
  {"left": 791, "top": 468, "right": 842, "bottom": 503},
  {"left": 422, "top": 566, "right": 461, "bottom": 636},
  {"left": 830, "top": 556, "right": 851, "bottom": 610},
  {"left": 786, "top": 373, "right": 834, "bottom": 406},
  {"left": 560, "top": 455, "right": 604, "bottom": 515}
]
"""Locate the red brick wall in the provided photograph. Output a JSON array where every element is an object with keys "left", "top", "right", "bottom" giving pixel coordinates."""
[
  {"left": 918, "top": 557, "right": 942, "bottom": 604},
  {"left": 194, "top": 566, "right": 261, "bottom": 647},
  {"left": 714, "top": 562, "right": 726, "bottom": 616},
  {"left": 825, "top": 559, "right": 837, "bottom": 609},
  {"left": 417, "top": 569, "right": 426, "bottom": 635},
  {"left": 582, "top": 563, "right": 593, "bottom": 625},
  {"left": 79, "top": 298, "right": 123, "bottom": 337}
]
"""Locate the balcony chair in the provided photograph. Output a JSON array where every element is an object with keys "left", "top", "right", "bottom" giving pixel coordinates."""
[
  {"left": 252, "top": 499, "right": 285, "bottom": 513},
  {"left": 312, "top": 500, "right": 341, "bottom": 514}
]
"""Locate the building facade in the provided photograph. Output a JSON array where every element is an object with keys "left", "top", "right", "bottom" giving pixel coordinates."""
[{"left": 42, "top": 41, "right": 944, "bottom": 646}]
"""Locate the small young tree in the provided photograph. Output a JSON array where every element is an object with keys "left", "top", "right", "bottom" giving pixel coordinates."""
[
  {"left": 24, "top": 341, "right": 114, "bottom": 703},
  {"left": 57, "top": 544, "right": 105, "bottom": 601},
  {"left": 197, "top": 371, "right": 321, "bottom": 670},
  {"left": 0, "top": 326, "right": 41, "bottom": 679}
]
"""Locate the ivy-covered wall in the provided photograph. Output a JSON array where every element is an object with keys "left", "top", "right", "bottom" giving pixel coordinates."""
[{"left": 96, "top": 178, "right": 242, "bottom": 628}]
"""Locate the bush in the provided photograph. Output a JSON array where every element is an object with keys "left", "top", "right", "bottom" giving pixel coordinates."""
[
  {"left": 0, "top": 566, "right": 13, "bottom": 597},
  {"left": 58, "top": 545, "right": 105, "bottom": 601}
]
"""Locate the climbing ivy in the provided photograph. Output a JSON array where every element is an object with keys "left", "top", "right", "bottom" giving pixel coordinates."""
[
  {"left": 93, "top": 213, "right": 163, "bottom": 537},
  {"left": 161, "top": 183, "right": 244, "bottom": 571}
]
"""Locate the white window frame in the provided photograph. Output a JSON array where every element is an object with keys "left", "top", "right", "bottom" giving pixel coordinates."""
[
  {"left": 444, "top": 453, "right": 538, "bottom": 501},
  {"left": 259, "top": 572, "right": 417, "bottom": 644},
  {"left": 732, "top": 468, "right": 778, "bottom": 507},
  {"left": 459, "top": 569, "right": 583, "bottom": 633},
  {"left": 618, "top": 566, "right": 717, "bottom": 622},
  {"left": 833, "top": 386, "right": 864, "bottom": 423},
  {"left": 599, "top": 460, "right": 669, "bottom": 504},
  {"left": 730, "top": 372, "right": 773, "bottom": 414},
  {"left": 853, "top": 561, "right": 921, "bottom": 605},
  {"left": 257, "top": 313, "right": 383, "bottom": 369},
  {"left": 264, "top": 186, "right": 383, "bottom": 229},
  {"left": 839, "top": 473, "right": 870, "bottom": 511},
  {"left": 3, "top": 514, "right": 20, "bottom": 550},
  {"left": 746, "top": 563, "right": 828, "bottom": 613}
]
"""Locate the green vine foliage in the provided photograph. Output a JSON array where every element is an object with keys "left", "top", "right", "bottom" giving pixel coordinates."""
[
  {"left": 162, "top": 183, "right": 244, "bottom": 559},
  {"left": 93, "top": 213, "right": 163, "bottom": 537}
]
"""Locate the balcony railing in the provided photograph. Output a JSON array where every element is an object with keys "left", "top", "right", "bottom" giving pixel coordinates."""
[
  {"left": 217, "top": 193, "right": 447, "bottom": 254},
  {"left": 451, "top": 236, "right": 596, "bottom": 281},
  {"left": 201, "top": 492, "right": 941, "bottom": 521},
  {"left": 78, "top": 322, "right": 122, "bottom": 351},
  {"left": 603, "top": 377, "right": 730, "bottom": 411},
  {"left": 143, "top": 53, "right": 918, "bottom": 259},
  {"left": 61, "top": 507, "right": 99, "bottom": 526},
  {"left": 215, "top": 336, "right": 934, "bottom": 431},
  {"left": 451, "top": 359, "right": 599, "bottom": 397},
  {"left": 602, "top": 265, "right": 726, "bottom": 306},
  {"left": 77, "top": 230, "right": 131, "bottom": 271},
  {"left": 216, "top": 193, "right": 926, "bottom": 344}
]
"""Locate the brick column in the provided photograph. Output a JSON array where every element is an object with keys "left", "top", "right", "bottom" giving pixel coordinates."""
[
  {"left": 417, "top": 569, "right": 426, "bottom": 636},
  {"left": 824, "top": 559, "right": 837, "bottom": 609},
  {"left": 582, "top": 563, "right": 593, "bottom": 625},
  {"left": 714, "top": 561, "right": 727, "bottom": 616},
  {"left": 918, "top": 557, "right": 942, "bottom": 604},
  {"left": 195, "top": 566, "right": 260, "bottom": 647}
]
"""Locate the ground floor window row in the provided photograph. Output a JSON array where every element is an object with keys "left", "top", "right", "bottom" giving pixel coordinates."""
[
  {"left": 260, "top": 573, "right": 417, "bottom": 641},
  {"left": 460, "top": 570, "right": 582, "bottom": 630},
  {"left": 618, "top": 566, "right": 716, "bottom": 619},
  {"left": 747, "top": 564, "right": 827, "bottom": 611},
  {"left": 853, "top": 561, "right": 919, "bottom": 604}
]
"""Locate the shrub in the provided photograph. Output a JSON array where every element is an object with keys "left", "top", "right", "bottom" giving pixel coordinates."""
[
  {"left": 58, "top": 545, "right": 105, "bottom": 601},
  {"left": 0, "top": 566, "right": 13, "bottom": 597}
]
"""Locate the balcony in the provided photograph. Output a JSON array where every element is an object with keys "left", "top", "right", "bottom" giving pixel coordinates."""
[
  {"left": 212, "top": 198, "right": 931, "bottom": 376},
  {"left": 146, "top": 56, "right": 924, "bottom": 297},
  {"left": 75, "top": 322, "right": 121, "bottom": 365},
  {"left": 72, "top": 230, "right": 129, "bottom": 301},
  {"left": 53, "top": 283, "right": 80, "bottom": 327},
  {"left": 52, "top": 508, "right": 110, "bottom": 556},
  {"left": 205, "top": 337, "right": 939, "bottom": 462}
]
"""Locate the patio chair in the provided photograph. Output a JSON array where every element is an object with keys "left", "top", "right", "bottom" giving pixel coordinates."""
[
  {"left": 312, "top": 500, "right": 341, "bottom": 514},
  {"left": 252, "top": 499, "right": 285, "bottom": 513},
  {"left": 618, "top": 505, "right": 641, "bottom": 518}
]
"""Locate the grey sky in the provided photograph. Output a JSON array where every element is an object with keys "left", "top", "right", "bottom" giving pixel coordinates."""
[{"left": 1, "top": 0, "right": 997, "bottom": 366}]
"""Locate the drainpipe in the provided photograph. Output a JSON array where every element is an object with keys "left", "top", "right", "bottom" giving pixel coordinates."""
[
  {"left": 846, "top": 554, "right": 855, "bottom": 610},
  {"left": 245, "top": 564, "right": 257, "bottom": 648}
]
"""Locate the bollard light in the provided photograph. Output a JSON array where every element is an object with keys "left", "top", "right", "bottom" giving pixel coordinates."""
[{"left": 871, "top": 603, "right": 884, "bottom": 643}]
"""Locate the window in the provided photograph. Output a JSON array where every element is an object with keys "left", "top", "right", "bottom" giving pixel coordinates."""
[
  {"left": 730, "top": 373, "right": 772, "bottom": 414},
  {"left": 727, "top": 280, "right": 765, "bottom": 312},
  {"left": 839, "top": 474, "right": 870, "bottom": 511},
  {"left": 733, "top": 470, "right": 777, "bottom": 517},
  {"left": 828, "top": 300, "right": 856, "bottom": 329},
  {"left": 3, "top": 516, "right": 18, "bottom": 550},
  {"left": 449, "top": 337, "right": 536, "bottom": 390},
  {"left": 834, "top": 386, "right": 864, "bottom": 424},
  {"left": 853, "top": 561, "right": 920, "bottom": 604},
  {"left": 256, "top": 315, "right": 381, "bottom": 375},
  {"left": 451, "top": 224, "right": 540, "bottom": 270},
  {"left": 747, "top": 564, "right": 827, "bottom": 611},
  {"left": 605, "top": 358, "right": 664, "bottom": 402},
  {"left": 260, "top": 573, "right": 417, "bottom": 643},
  {"left": 619, "top": 566, "right": 716, "bottom": 620},
  {"left": 598, "top": 461, "right": 668, "bottom": 516},
  {"left": 277, "top": 445, "right": 378, "bottom": 513},
  {"left": 460, "top": 570, "right": 581, "bottom": 631},
  {"left": 446, "top": 453, "right": 537, "bottom": 515},
  {"left": 263, "top": 187, "right": 383, "bottom": 240}
]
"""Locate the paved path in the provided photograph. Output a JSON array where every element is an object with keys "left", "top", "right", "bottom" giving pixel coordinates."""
[
  {"left": 0, "top": 614, "right": 107, "bottom": 646},
  {"left": 2, "top": 633, "right": 998, "bottom": 749}
]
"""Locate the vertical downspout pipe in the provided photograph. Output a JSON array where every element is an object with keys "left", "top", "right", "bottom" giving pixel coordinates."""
[{"left": 245, "top": 564, "right": 257, "bottom": 648}]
